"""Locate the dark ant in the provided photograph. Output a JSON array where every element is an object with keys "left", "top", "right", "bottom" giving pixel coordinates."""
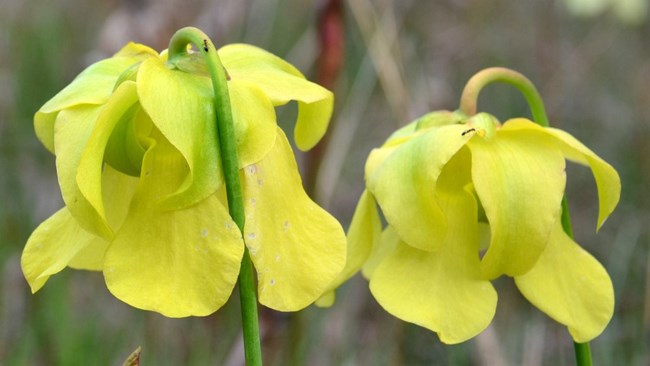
[
  {"left": 461, "top": 128, "right": 476, "bottom": 136},
  {"left": 203, "top": 39, "right": 209, "bottom": 52}
]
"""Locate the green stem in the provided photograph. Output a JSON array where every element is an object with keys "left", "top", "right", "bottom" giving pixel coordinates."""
[
  {"left": 562, "top": 201, "right": 593, "bottom": 366},
  {"left": 168, "top": 27, "right": 263, "bottom": 366},
  {"left": 459, "top": 67, "right": 549, "bottom": 127},
  {"left": 460, "top": 67, "right": 593, "bottom": 366},
  {"left": 574, "top": 341, "right": 593, "bottom": 366}
]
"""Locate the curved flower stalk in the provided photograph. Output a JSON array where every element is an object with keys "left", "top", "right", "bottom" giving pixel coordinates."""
[
  {"left": 22, "top": 38, "right": 346, "bottom": 317},
  {"left": 320, "top": 90, "right": 620, "bottom": 343}
]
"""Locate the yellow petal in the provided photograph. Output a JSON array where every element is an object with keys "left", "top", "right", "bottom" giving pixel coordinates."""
[
  {"left": 545, "top": 127, "right": 620, "bottom": 230},
  {"left": 40, "top": 43, "right": 156, "bottom": 114},
  {"left": 219, "top": 44, "right": 333, "bottom": 150},
  {"left": 75, "top": 81, "right": 139, "bottom": 237},
  {"left": 21, "top": 208, "right": 101, "bottom": 292},
  {"left": 103, "top": 103, "right": 151, "bottom": 177},
  {"left": 229, "top": 80, "right": 278, "bottom": 167},
  {"left": 242, "top": 128, "right": 346, "bottom": 311},
  {"left": 53, "top": 105, "right": 114, "bottom": 239},
  {"left": 294, "top": 96, "right": 334, "bottom": 151},
  {"left": 361, "top": 225, "right": 400, "bottom": 279},
  {"left": 468, "top": 127, "right": 566, "bottom": 278},
  {"left": 34, "top": 111, "right": 58, "bottom": 153},
  {"left": 68, "top": 166, "right": 139, "bottom": 270},
  {"left": 364, "top": 145, "right": 400, "bottom": 182},
  {"left": 368, "top": 124, "right": 472, "bottom": 251},
  {"left": 35, "top": 43, "right": 156, "bottom": 152},
  {"left": 104, "top": 131, "right": 244, "bottom": 317},
  {"left": 339, "top": 190, "right": 382, "bottom": 282},
  {"left": 317, "top": 190, "right": 382, "bottom": 306},
  {"left": 137, "top": 56, "right": 223, "bottom": 210},
  {"left": 515, "top": 221, "right": 614, "bottom": 342},
  {"left": 500, "top": 118, "right": 620, "bottom": 230},
  {"left": 364, "top": 112, "right": 460, "bottom": 179},
  {"left": 369, "top": 150, "right": 496, "bottom": 344},
  {"left": 376, "top": 110, "right": 462, "bottom": 153}
]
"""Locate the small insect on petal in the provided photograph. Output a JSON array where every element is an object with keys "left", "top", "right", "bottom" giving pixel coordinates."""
[
  {"left": 462, "top": 128, "right": 476, "bottom": 136},
  {"left": 203, "top": 39, "right": 209, "bottom": 52}
]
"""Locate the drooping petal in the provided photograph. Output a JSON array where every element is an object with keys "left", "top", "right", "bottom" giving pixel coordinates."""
[
  {"left": 499, "top": 118, "right": 620, "bottom": 231},
  {"left": 242, "top": 128, "right": 346, "bottom": 311},
  {"left": 229, "top": 80, "right": 278, "bottom": 167},
  {"left": 370, "top": 150, "right": 496, "bottom": 344},
  {"left": 68, "top": 166, "right": 139, "bottom": 270},
  {"left": 338, "top": 190, "right": 382, "bottom": 282},
  {"left": 361, "top": 225, "right": 401, "bottom": 279},
  {"left": 21, "top": 165, "right": 139, "bottom": 287},
  {"left": 34, "top": 112, "right": 58, "bottom": 154},
  {"left": 545, "top": 127, "right": 620, "bottom": 230},
  {"left": 53, "top": 105, "right": 113, "bottom": 239},
  {"left": 35, "top": 43, "right": 157, "bottom": 153},
  {"left": 515, "top": 221, "right": 614, "bottom": 342},
  {"left": 294, "top": 96, "right": 334, "bottom": 151},
  {"left": 317, "top": 190, "right": 382, "bottom": 306},
  {"left": 468, "top": 127, "right": 566, "bottom": 278},
  {"left": 368, "top": 124, "right": 472, "bottom": 251},
  {"left": 75, "top": 81, "right": 139, "bottom": 236},
  {"left": 21, "top": 208, "right": 104, "bottom": 292},
  {"left": 219, "top": 44, "right": 333, "bottom": 150},
  {"left": 137, "top": 56, "right": 222, "bottom": 210},
  {"left": 103, "top": 131, "right": 244, "bottom": 317}
]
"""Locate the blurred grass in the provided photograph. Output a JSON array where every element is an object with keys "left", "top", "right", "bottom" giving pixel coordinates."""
[{"left": 1, "top": 0, "right": 648, "bottom": 365}]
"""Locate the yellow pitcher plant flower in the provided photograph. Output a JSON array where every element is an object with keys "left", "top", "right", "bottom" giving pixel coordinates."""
[
  {"left": 22, "top": 35, "right": 346, "bottom": 317},
  {"left": 321, "top": 73, "right": 620, "bottom": 345}
]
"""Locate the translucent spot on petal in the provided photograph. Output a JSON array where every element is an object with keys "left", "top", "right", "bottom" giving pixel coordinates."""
[
  {"left": 275, "top": 254, "right": 281, "bottom": 262},
  {"left": 269, "top": 278, "right": 276, "bottom": 286},
  {"left": 250, "top": 198, "right": 256, "bottom": 205},
  {"left": 247, "top": 232, "right": 256, "bottom": 240},
  {"left": 282, "top": 220, "right": 290, "bottom": 232},
  {"left": 200, "top": 228, "right": 209, "bottom": 238},
  {"left": 257, "top": 179, "right": 263, "bottom": 186},
  {"left": 246, "top": 165, "right": 257, "bottom": 175}
]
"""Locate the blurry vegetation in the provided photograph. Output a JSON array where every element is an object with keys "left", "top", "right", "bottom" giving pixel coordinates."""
[{"left": 1, "top": 0, "right": 648, "bottom": 365}]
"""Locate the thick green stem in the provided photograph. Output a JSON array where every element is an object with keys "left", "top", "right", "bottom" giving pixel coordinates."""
[
  {"left": 168, "top": 27, "right": 262, "bottom": 366},
  {"left": 459, "top": 67, "right": 549, "bottom": 127},
  {"left": 574, "top": 341, "right": 593, "bottom": 366},
  {"left": 460, "top": 67, "right": 592, "bottom": 366}
]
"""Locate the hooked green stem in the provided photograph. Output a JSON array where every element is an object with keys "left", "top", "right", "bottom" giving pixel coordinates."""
[
  {"left": 459, "top": 67, "right": 550, "bottom": 127},
  {"left": 460, "top": 67, "right": 593, "bottom": 366},
  {"left": 168, "top": 27, "right": 263, "bottom": 366}
]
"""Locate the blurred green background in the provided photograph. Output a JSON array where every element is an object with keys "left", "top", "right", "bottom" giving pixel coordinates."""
[{"left": 1, "top": 0, "right": 648, "bottom": 365}]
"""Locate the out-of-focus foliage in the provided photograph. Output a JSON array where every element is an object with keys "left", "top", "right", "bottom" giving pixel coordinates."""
[{"left": 1, "top": 0, "right": 648, "bottom": 365}]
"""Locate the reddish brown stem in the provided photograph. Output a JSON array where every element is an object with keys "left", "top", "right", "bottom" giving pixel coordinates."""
[{"left": 303, "top": 0, "right": 344, "bottom": 198}]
